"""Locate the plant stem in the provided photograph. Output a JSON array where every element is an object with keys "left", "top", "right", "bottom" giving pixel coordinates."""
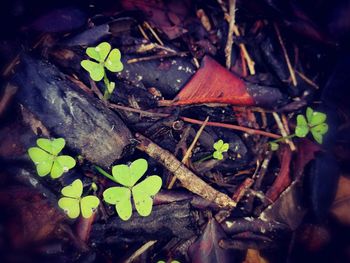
[
  {"left": 94, "top": 165, "right": 116, "bottom": 183},
  {"left": 196, "top": 153, "right": 214, "bottom": 163},
  {"left": 270, "top": 133, "right": 296, "bottom": 144},
  {"left": 103, "top": 73, "right": 111, "bottom": 100}
]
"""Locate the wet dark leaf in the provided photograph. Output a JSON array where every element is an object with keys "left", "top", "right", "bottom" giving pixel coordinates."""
[
  {"left": 189, "top": 218, "right": 232, "bottom": 263},
  {"left": 308, "top": 153, "right": 340, "bottom": 221},
  {"left": 30, "top": 8, "right": 87, "bottom": 33},
  {"left": 13, "top": 55, "right": 134, "bottom": 167}
]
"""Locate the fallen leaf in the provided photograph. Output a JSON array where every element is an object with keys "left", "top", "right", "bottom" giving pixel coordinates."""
[
  {"left": 243, "top": 249, "right": 269, "bottom": 263},
  {"left": 188, "top": 218, "right": 231, "bottom": 263}
]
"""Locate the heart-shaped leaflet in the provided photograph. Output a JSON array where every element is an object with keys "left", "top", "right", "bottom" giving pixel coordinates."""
[
  {"left": 103, "top": 187, "right": 132, "bottom": 220},
  {"left": 105, "top": 49, "right": 123, "bottom": 72},
  {"left": 58, "top": 179, "right": 83, "bottom": 219},
  {"left": 58, "top": 179, "right": 100, "bottom": 219},
  {"left": 37, "top": 138, "right": 65, "bottom": 156},
  {"left": 132, "top": 175, "right": 162, "bottom": 217},
  {"left": 28, "top": 147, "right": 54, "bottom": 176},
  {"left": 112, "top": 158, "right": 148, "bottom": 187},
  {"left": 80, "top": 195, "right": 100, "bottom": 218}
]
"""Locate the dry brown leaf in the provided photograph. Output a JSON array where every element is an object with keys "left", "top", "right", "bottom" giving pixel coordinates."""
[
  {"left": 331, "top": 175, "right": 350, "bottom": 225},
  {"left": 243, "top": 249, "right": 269, "bottom": 263}
]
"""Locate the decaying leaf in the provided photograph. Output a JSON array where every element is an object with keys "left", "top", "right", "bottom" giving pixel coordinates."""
[{"left": 188, "top": 218, "right": 231, "bottom": 263}]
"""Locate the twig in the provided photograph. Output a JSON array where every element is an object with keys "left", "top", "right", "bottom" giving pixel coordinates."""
[
  {"left": 217, "top": 0, "right": 255, "bottom": 74},
  {"left": 2, "top": 54, "right": 20, "bottom": 77},
  {"left": 108, "top": 103, "right": 281, "bottom": 139},
  {"left": 168, "top": 117, "right": 209, "bottom": 189},
  {"left": 272, "top": 112, "right": 296, "bottom": 151},
  {"left": 233, "top": 26, "right": 255, "bottom": 75},
  {"left": 225, "top": 0, "right": 237, "bottom": 69},
  {"left": 124, "top": 240, "right": 157, "bottom": 263},
  {"left": 274, "top": 23, "right": 297, "bottom": 87},
  {"left": 0, "top": 84, "right": 18, "bottom": 118},
  {"left": 143, "top": 21, "right": 164, "bottom": 46},
  {"left": 295, "top": 70, "right": 319, "bottom": 89},
  {"left": 135, "top": 133, "right": 237, "bottom": 208},
  {"left": 181, "top": 117, "right": 280, "bottom": 139},
  {"left": 232, "top": 178, "right": 254, "bottom": 202},
  {"left": 127, "top": 52, "right": 188, "bottom": 64},
  {"left": 138, "top": 24, "right": 150, "bottom": 41},
  {"left": 216, "top": 0, "right": 228, "bottom": 13},
  {"left": 182, "top": 116, "right": 209, "bottom": 163}
]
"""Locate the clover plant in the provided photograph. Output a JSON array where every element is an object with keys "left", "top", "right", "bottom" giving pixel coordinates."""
[
  {"left": 269, "top": 107, "right": 329, "bottom": 151},
  {"left": 196, "top": 139, "right": 230, "bottom": 162},
  {"left": 28, "top": 138, "right": 76, "bottom": 179},
  {"left": 213, "top": 139, "right": 230, "bottom": 160},
  {"left": 97, "top": 159, "right": 162, "bottom": 221},
  {"left": 58, "top": 179, "right": 100, "bottom": 219},
  {"left": 81, "top": 42, "right": 123, "bottom": 99}
]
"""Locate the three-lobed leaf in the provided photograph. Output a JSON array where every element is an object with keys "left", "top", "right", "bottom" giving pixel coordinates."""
[
  {"left": 103, "top": 159, "right": 162, "bottom": 220},
  {"left": 81, "top": 42, "right": 123, "bottom": 82},
  {"left": 28, "top": 138, "right": 76, "bottom": 179},
  {"left": 296, "top": 108, "right": 328, "bottom": 143},
  {"left": 58, "top": 179, "right": 100, "bottom": 219},
  {"left": 213, "top": 139, "right": 229, "bottom": 160}
]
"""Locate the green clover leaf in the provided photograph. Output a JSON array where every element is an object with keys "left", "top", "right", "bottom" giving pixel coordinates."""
[
  {"left": 295, "top": 107, "right": 328, "bottom": 144},
  {"left": 269, "top": 142, "right": 279, "bottom": 151},
  {"left": 295, "top": 115, "right": 309, "bottom": 138},
  {"left": 212, "top": 139, "right": 229, "bottom": 160},
  {"left": 102, "top": 159, "right": 162, "bottom": 221},
  {"left": 306, "top": 107, "right": 327, "bottom": 126},
  {"left": 81, "top": 60, "right": 105, "bottom": 81},
  {"left": 132, "top": 176, "right": 162, "bottom": 217},
  {"left": 28, "top": 138, "right": 76, "bottom": 178},
  {"left": 58, "top": 179, "right": 100, "bottom": 219},
  {"left": 310, "top": 123, "right": 328, "bottom": 144},
  {"left": 112, "top": 158, "right": 148, "bottom": 187},
  {"left": 103, "top": 187, "right": 132, "bottom": 220},
  {"left": 213, "top": 151, "right": 223, "bottom": 160},
  {"left": 81, "top": 42, "right": 123, "bottom": 82}
]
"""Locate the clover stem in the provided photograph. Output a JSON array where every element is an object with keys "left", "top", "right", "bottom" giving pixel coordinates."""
[
  {"left": 195, "top": 153, "right": 214, "bottom": 163},
  {"left": 94, "top": 165, "right": 117, "bottom": 183},
  {"left": 270, "top": 133, "right": 296, "bottom": 144},
  {"left": 103, "top": 73, "right": 111, "bottom": 100}
]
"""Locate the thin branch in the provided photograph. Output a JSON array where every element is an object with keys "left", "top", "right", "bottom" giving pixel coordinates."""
[
  {"left": 274, "top": 23, "right": 297, "bottom": 87},
  {"left": 108, "top": 103, "right": 281, "bottom": 139},
  {"left": 144, "top": 21, "right": 164, "bottom": 46},
  {"left": 225, "top": 0, "right": 237, "bottom": 69},
  {"left": 272, "top": 112, "right": 296, "bottom": 151},
  {"left": 168, "top": 116, "right": 209, "bottom": 189},
  {"left": 124, "top": 240, "right": 157, "bottom": 263},
  {"left": 127, "top": 52, "right": 188, "bottom": 64}
]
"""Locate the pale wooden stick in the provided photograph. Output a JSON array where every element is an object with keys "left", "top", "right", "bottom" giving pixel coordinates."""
[
  {"left": 168, "top": 116, "right": 209, "bottom": 189},
  {"left": 274, "top": 23, "right": 297, "bottom": 87},
  {"left": 225, "top": 0, "right": 237, "bottom": 69},
  {"left": 124, "top": 240, "right": 157, "bottom": 263},
  {"left": 144, "top": 21, "right": 164, "bottom": 46},
  {"left": 136, "top": 133, "right": 237, "bottom": 209},
  {"left": 272, "top": 112, "right": 296, "bottom": 151}
]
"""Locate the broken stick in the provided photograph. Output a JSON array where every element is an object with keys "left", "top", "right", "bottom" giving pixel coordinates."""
[{"left": 135, "top": 133, "right": 237, "bottom": 209}]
